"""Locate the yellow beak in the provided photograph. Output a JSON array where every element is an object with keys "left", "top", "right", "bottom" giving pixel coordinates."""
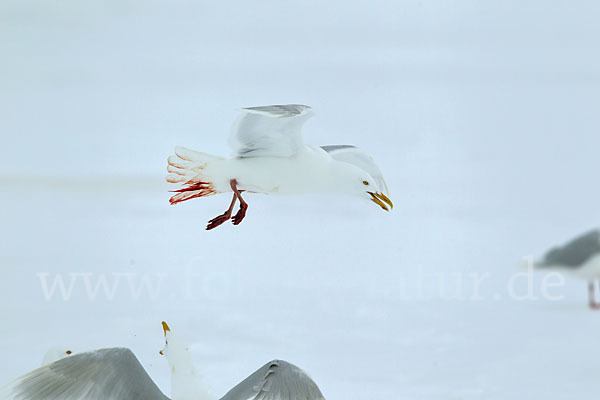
[
  {"left": 369, "top": 192, "right": 394, "bottom": 211},
  {"left": 162, "top": 321, "right": 170, "bottom": 336}
]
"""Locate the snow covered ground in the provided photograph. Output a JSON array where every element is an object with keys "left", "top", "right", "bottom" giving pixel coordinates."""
[{"left": 1, "top": 1, "right": 600, "bottom": 399}]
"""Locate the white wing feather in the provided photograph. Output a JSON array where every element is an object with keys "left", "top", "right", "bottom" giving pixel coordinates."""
[{"left": 229, "top": 105, "right": 314, "bottom": 158}]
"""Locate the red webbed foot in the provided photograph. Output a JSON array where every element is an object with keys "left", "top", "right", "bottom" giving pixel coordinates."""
[
  {"left": 231, "top": 203, "right": 248, "bottom": 225},
  {"left": 206, "top": 212, "right": 232, "bottom": 230}
]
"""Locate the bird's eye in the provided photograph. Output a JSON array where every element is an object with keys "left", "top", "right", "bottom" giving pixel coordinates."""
[
  {"left": 66, "top": 350, "right": 72, "bottom": 355},
  {"left": 362, "top": 180, "right": 369, "bottom": 186}
]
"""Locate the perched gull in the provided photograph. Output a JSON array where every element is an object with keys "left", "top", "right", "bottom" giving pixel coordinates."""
[
  {"left": 527, "top": 229, "right": 600, "bottom": 309},
  {"left": 166, "top": 104, "right": 393, "bottom": 230},
  {"left": 0, "top": 322, "right": 326, "bottom": 400}
]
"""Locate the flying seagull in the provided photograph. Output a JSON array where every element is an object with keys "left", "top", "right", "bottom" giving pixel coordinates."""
[
  {"left": 0, "top": 322, "right": 326, "bottom": 400},
  {"left": 166, "top": 104, "right": 393, "bottom": 230},
  {"left": 527, "top": 229, "right": 600, "bottom": 309}
]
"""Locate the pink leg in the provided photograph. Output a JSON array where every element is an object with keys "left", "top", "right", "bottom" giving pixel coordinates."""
[
  {"left": 230, "top": 179, "right": 248, "bottom": 225},
  {"left": 206, "top": 193, "right": 237, "bottom": 230},
  {"left": 589, "top": 281, "right": 600, "bottom": 310}
]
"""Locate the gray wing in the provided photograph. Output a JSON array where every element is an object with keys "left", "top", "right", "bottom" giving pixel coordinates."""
[
  {"left": 229, "top": 105, "right": 314, "bottom": 158},
  {"left": 321, "top": 145, "right": 389, "bottom": 195},
  {"left": 542, "top": 229, "right": 600, "bottom": 267},
  {"left": 219, "top": 360, "right": 325, "bottom": 400},
  {"left": 0, "top": 348, "right": 169, "bottom": 400}
]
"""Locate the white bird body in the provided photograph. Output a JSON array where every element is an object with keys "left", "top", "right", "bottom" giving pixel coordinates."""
[
  {"left": 161, "top": 324, "right": 211, "bottom": 400},
  {"left": 541, "top": 253, "right": 600, "bottom": 280},
  {"left": 190, "top": 146, "right": 369, "bottom": 196},
  {"left": 576, "top": 254, "right": 600, "bottom": 279}
]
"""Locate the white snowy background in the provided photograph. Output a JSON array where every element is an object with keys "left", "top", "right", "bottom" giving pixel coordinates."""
[{"left": 1, "top": 1, "right": 599, "bottom": 399}]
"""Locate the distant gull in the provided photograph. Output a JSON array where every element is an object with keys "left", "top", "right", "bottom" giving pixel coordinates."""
[
  {"left": 1, "top": 322, "right": 326, "bottom": 400},
  {"left": 166, "top": 104, "right": 393, "bottom": 230},
  {"left": 528, "top": 229, "right": 600, "bottom": 309}
]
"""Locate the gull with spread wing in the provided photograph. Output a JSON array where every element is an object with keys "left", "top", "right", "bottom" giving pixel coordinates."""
[
  {"left": 166, "top": 104, "right": 393, "bottom": 230},
  {"left": 1, "top": 322, "right": 326, "bottom": 400}
]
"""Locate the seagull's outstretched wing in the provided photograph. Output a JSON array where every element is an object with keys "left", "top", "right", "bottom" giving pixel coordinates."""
[
  {"left": 219, "top": 360, "right": 325, "bottom": 400},
  {"left": 543, "top": 229, "right": 600, "bottom": 267},
  {"left": 229, "top": 105, "right": 314, "bottom": 158},
  {"left": 322, "top": 145, "right": 389, "bottom": 195},
  {"left": 0, "top": 348, "right": 169, "bottom": 400}
]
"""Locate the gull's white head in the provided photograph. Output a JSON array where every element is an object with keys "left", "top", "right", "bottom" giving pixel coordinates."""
[
  {"left": 331, "top": 164, "right": 393, "bottom": 211},
  {"left": 159, "top": 321, "right": 193, "bottom": 367},
  {"left": 41, "top": 346, "right": 73, "bottom": 366}
]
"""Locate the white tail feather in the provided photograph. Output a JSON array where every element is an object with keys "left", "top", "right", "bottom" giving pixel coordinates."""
[{"left": 166, "top": 147, "right": 223, "bottom": 204}]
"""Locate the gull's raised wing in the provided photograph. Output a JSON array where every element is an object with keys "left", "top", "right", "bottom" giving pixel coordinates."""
[
  {"left": 543, "top": 229, "right": 600, "bottom": 267},
  {"left": 229, "top": 105, "right": 314, "bottom": 158},
  {"left": 322, "top": 145, "right": 389, "bottom": 195},
  {"left": 0, "top": 348, "right": 169, "bottom": 400},
  {"left": 219, "top": 360, "right": 325, "bottom": 400}
]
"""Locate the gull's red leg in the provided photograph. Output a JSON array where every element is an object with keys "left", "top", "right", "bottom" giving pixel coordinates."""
[
  {"left": 590, "top": 281, "right": 600, "bottom": 310},
  {"left": 206, "top": 193, "right": 237, "bottom": 230},
  {"left": 230, "top": 179, "right": 248, "bottom": 225}
]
